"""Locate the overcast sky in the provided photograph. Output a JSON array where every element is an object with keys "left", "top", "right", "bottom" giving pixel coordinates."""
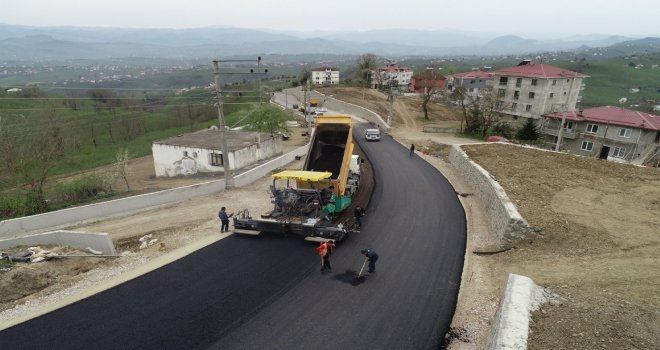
[{"left": 1, "top": 0, "right": 658, "bottom": 37}]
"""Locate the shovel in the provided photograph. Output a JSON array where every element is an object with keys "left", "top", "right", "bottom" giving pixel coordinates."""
[{"left": 355, "top": 257, "right": 369, "bottom": 282}]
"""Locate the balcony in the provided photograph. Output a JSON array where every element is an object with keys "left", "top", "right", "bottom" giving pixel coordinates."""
[{"left": 541, "top": 126, "right": 579, "bottom": 139}]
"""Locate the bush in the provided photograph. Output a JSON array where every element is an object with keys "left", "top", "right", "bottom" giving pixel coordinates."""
[
  {"left": 0, "top": 191, "right": 49, "bottom": 219},
  {"left": 0, "top": 194, "right": 25, "bottom": 220},
  {"left": 492, "top": 121, "right": 514, "bottom": 139},
  {"left": 51, "top": 175, "right": 112, "bottom": 205},
  {"left": 516, "top": 118, "right": 540, "bottom": 141}
]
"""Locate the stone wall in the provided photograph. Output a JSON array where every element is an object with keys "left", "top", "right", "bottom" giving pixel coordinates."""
[{"left": 448, "top": 144, "right": 535, "bottom": 246}]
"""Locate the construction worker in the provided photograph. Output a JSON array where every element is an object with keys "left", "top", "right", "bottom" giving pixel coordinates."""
[
  {"left": 361, "top": 248, "right": 379, "bottom": 273},
  {"left": 354, "top": 206, "right": 365, "bottom": 229},
  {"left": 316, "top": 241, "right": 328, "bottom": 272},
  {"left": 218, "top": 206, "right": 233, "bottom": 233},
  {"left": 322, "top": 240, "right": 336, "bottom": 272}
]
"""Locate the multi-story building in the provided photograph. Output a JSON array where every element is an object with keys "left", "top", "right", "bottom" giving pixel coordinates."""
[
  {"left": 445, "top": 70, "right": 493, "bottom": 101},
  {"left": 373, "top": 64, "right": 413, "bottom": 88},
  {"left": 541, "top": 106, "right": 660, "bottom": 164},
  {"left": 311, "top": 67, "right": 340, "bottom": 85},
  {"left": 491, "top": 60, "right": 588, "bottom": 127}
]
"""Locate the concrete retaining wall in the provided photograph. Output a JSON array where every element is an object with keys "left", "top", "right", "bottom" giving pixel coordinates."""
[
  {"left": 488, "top": 274, "right": 551, "bottom": 350},
  {"left": 290, "top": 88, "right": 390, "bottom": 130},
  {"left": 320, "top": 94, "right": 390, "bottom": 130},
  {"left": 448, "top": 144, "right": 535, "bottom": 246},
  {"left": 0, "top": 145, "right": 309, "bottom": 240},
  {"left": 0, "top": 230, "right": 117, "bottom": 255}
]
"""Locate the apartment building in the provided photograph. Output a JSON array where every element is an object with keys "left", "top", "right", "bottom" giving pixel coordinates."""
[
  {"left": 541, "top": 106, "right": 660, "bottom": 164},
  {"left": 311, "top": 67, "right": 340, "bottom": 85},
  {"left": 492, "top": 60, "right": 588, "bottom": 127},
  {"left": 445, "top": 70, "right": 494, "bottom": 100},
  {"left": 373, "top": 64, "right": 413, "bottom": 88}
]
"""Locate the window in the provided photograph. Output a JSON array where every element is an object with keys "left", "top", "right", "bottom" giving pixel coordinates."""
[
  {"left": 511, "top": 102, "right": 518, "bottom": 111},
  {"left": 549, "top": 93, "right": 554, "bottom": 99},
  {"left": 210, "top": 153, "right": 223, "bottom": 166},
  {"left": 525, "top": 104, "right": 532, "bottom": 112},
  {"left": 514, "top": 90, "right": 520, "bottom": 100},
  {"left": 612, "top": 147, "right": 626, "bottom": 158},
  {"left": 192, "top": 152, "right": 198, "bottom": 158},
  {"left": 552, "top": 80, "right": 557, "bottom": 86},
  {"left": 531, "top": 79, "right": 538, "bottom": 86},
  {"left": 183, "top": 151, "right": 188, "bottom": 157},
  {"left": 498, "top": 88, "right": 505, "bottom": 97},
  {"left": 496, "top": 101, "right": 503, "bottom": 109},
  {"left": 619, "top": 128, "right": 632, "bottom": 138},
  {"left": 499, "top": 77, "right": 508, "bottom": 85},
  {"left": 470, "top": 80, "right": 475, "bottom": 84},
  {"left": 468, "top": 87, "right": 474, "bottom": 92},
  {"left": 563, "top": 121, "right": 574, "bottom": 130},
  {"left": 528, "top": 92, "right": 535, "bottom": 99},
  {"left": 581, "top": 141, "right": 593, "bottom": 151},
  {"left": 586, "top": 124, "right": 599, "bottom": 133},
  {"left": 516, "top": 78, "right": 522, "bottom": 87}
]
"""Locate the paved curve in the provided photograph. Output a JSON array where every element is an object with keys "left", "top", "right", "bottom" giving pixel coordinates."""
[{"left": 0, "top": 124, "right": 466, "bottom": 349}]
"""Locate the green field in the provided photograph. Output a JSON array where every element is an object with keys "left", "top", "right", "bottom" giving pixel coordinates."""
[{"left": 574, "top": 54, "right": 660, "bottom": 109}]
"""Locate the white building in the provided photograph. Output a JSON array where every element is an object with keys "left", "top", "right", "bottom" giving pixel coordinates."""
[
  {"left": 373, "top": 64, "right": 413, "bottom": 88},
  {"left": 152, "top": 129, "right": 283, "bottom": 177},
  {"left": 311, "top": 67, "right": 340, "bottom": 85}
]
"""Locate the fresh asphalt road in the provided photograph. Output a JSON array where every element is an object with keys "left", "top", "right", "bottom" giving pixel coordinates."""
[{"left": 0, "top": 124, "right": 466, "bottom": 349}]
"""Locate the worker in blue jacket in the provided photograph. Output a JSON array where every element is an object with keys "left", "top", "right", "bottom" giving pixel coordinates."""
[{"left": 361, "top": 248, "right": 379, "bottom": 273}]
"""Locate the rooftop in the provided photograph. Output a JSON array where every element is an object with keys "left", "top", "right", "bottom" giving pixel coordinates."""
[
  {"left": 448, "top": 70, "right": 494, "bottom": 80},
  {"left": 492, "top": 63, "right": 588, "bottom": 79},
  {"left": 311, "top": 67, "right": 339, "bottom": 72},
  {"left": 544, "top": 106, "right": 660, "bottom": 131},
  {"left": 154, "top": 129, "right": 278, "bottom": 151}
]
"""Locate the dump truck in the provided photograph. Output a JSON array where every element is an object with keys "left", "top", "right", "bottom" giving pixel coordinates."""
[{"left": 233, "top": 116, "right": 361, "bottom": 242}]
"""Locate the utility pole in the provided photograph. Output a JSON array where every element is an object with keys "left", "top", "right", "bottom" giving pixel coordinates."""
[
  {"left": 387, "top": 87, "right": 394, "bottom": 126},
  {"left": 211, "top": 56, "right": 266, "bottom": 189},
  {"left": 212, "top": 60, "right": 233, "bottom": 189},
  {"left": 306, "top": 79, "right": 312, "bottom": 136}
]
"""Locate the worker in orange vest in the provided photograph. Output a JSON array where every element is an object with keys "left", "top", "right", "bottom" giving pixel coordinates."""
[{"left": 316, "top": 241, "right": 336, "bottom": 273}]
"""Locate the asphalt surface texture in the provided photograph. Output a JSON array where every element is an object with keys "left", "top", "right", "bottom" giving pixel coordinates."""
[{"left": 0, "top": 123, "right": 466, "bottom": 350}]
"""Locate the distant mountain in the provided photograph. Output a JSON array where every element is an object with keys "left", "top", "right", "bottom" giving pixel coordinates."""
[
  {"left": 0, "top": 23, "right": 654, "bottom": 61},
  {"left": 321, "top": 28, "right": 492, "bottom": 48}
]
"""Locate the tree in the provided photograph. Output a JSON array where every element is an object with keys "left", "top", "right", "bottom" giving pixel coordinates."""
[
  {"left": 356, "top": 53, "right": 377, "bottom": 88},
  {"left": 114, "top": 148, "right": 132, "bottom": 192},
  {"left": 453, "top": 86, "right": 508, "bottom": 137},
  {"left": 449, "top": 86, "right": 469, "bottom": 133},
  {"left": 415, "top": 69, "right": 446, "bottom": 120},
  {"left": 244, "top": 105, "right": 290, "bottom": 134},
  {"left": 0, "top": 112, "right": 64, "bottom": 215},
  {"left": 298, "top": 68, "right": 311, "bottom": 86},
  {"left": 515, "top": 118, "right": 540, "bottom": 141}
]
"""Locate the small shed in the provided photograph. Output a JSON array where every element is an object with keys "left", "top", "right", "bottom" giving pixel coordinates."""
[{"left": 152, "top": 129, "right": 283, "bottom": 177}]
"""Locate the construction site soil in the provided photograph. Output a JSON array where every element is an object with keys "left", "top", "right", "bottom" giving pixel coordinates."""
[{"left": 1, "top": 87, "right": 658, "bottom": 349}]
